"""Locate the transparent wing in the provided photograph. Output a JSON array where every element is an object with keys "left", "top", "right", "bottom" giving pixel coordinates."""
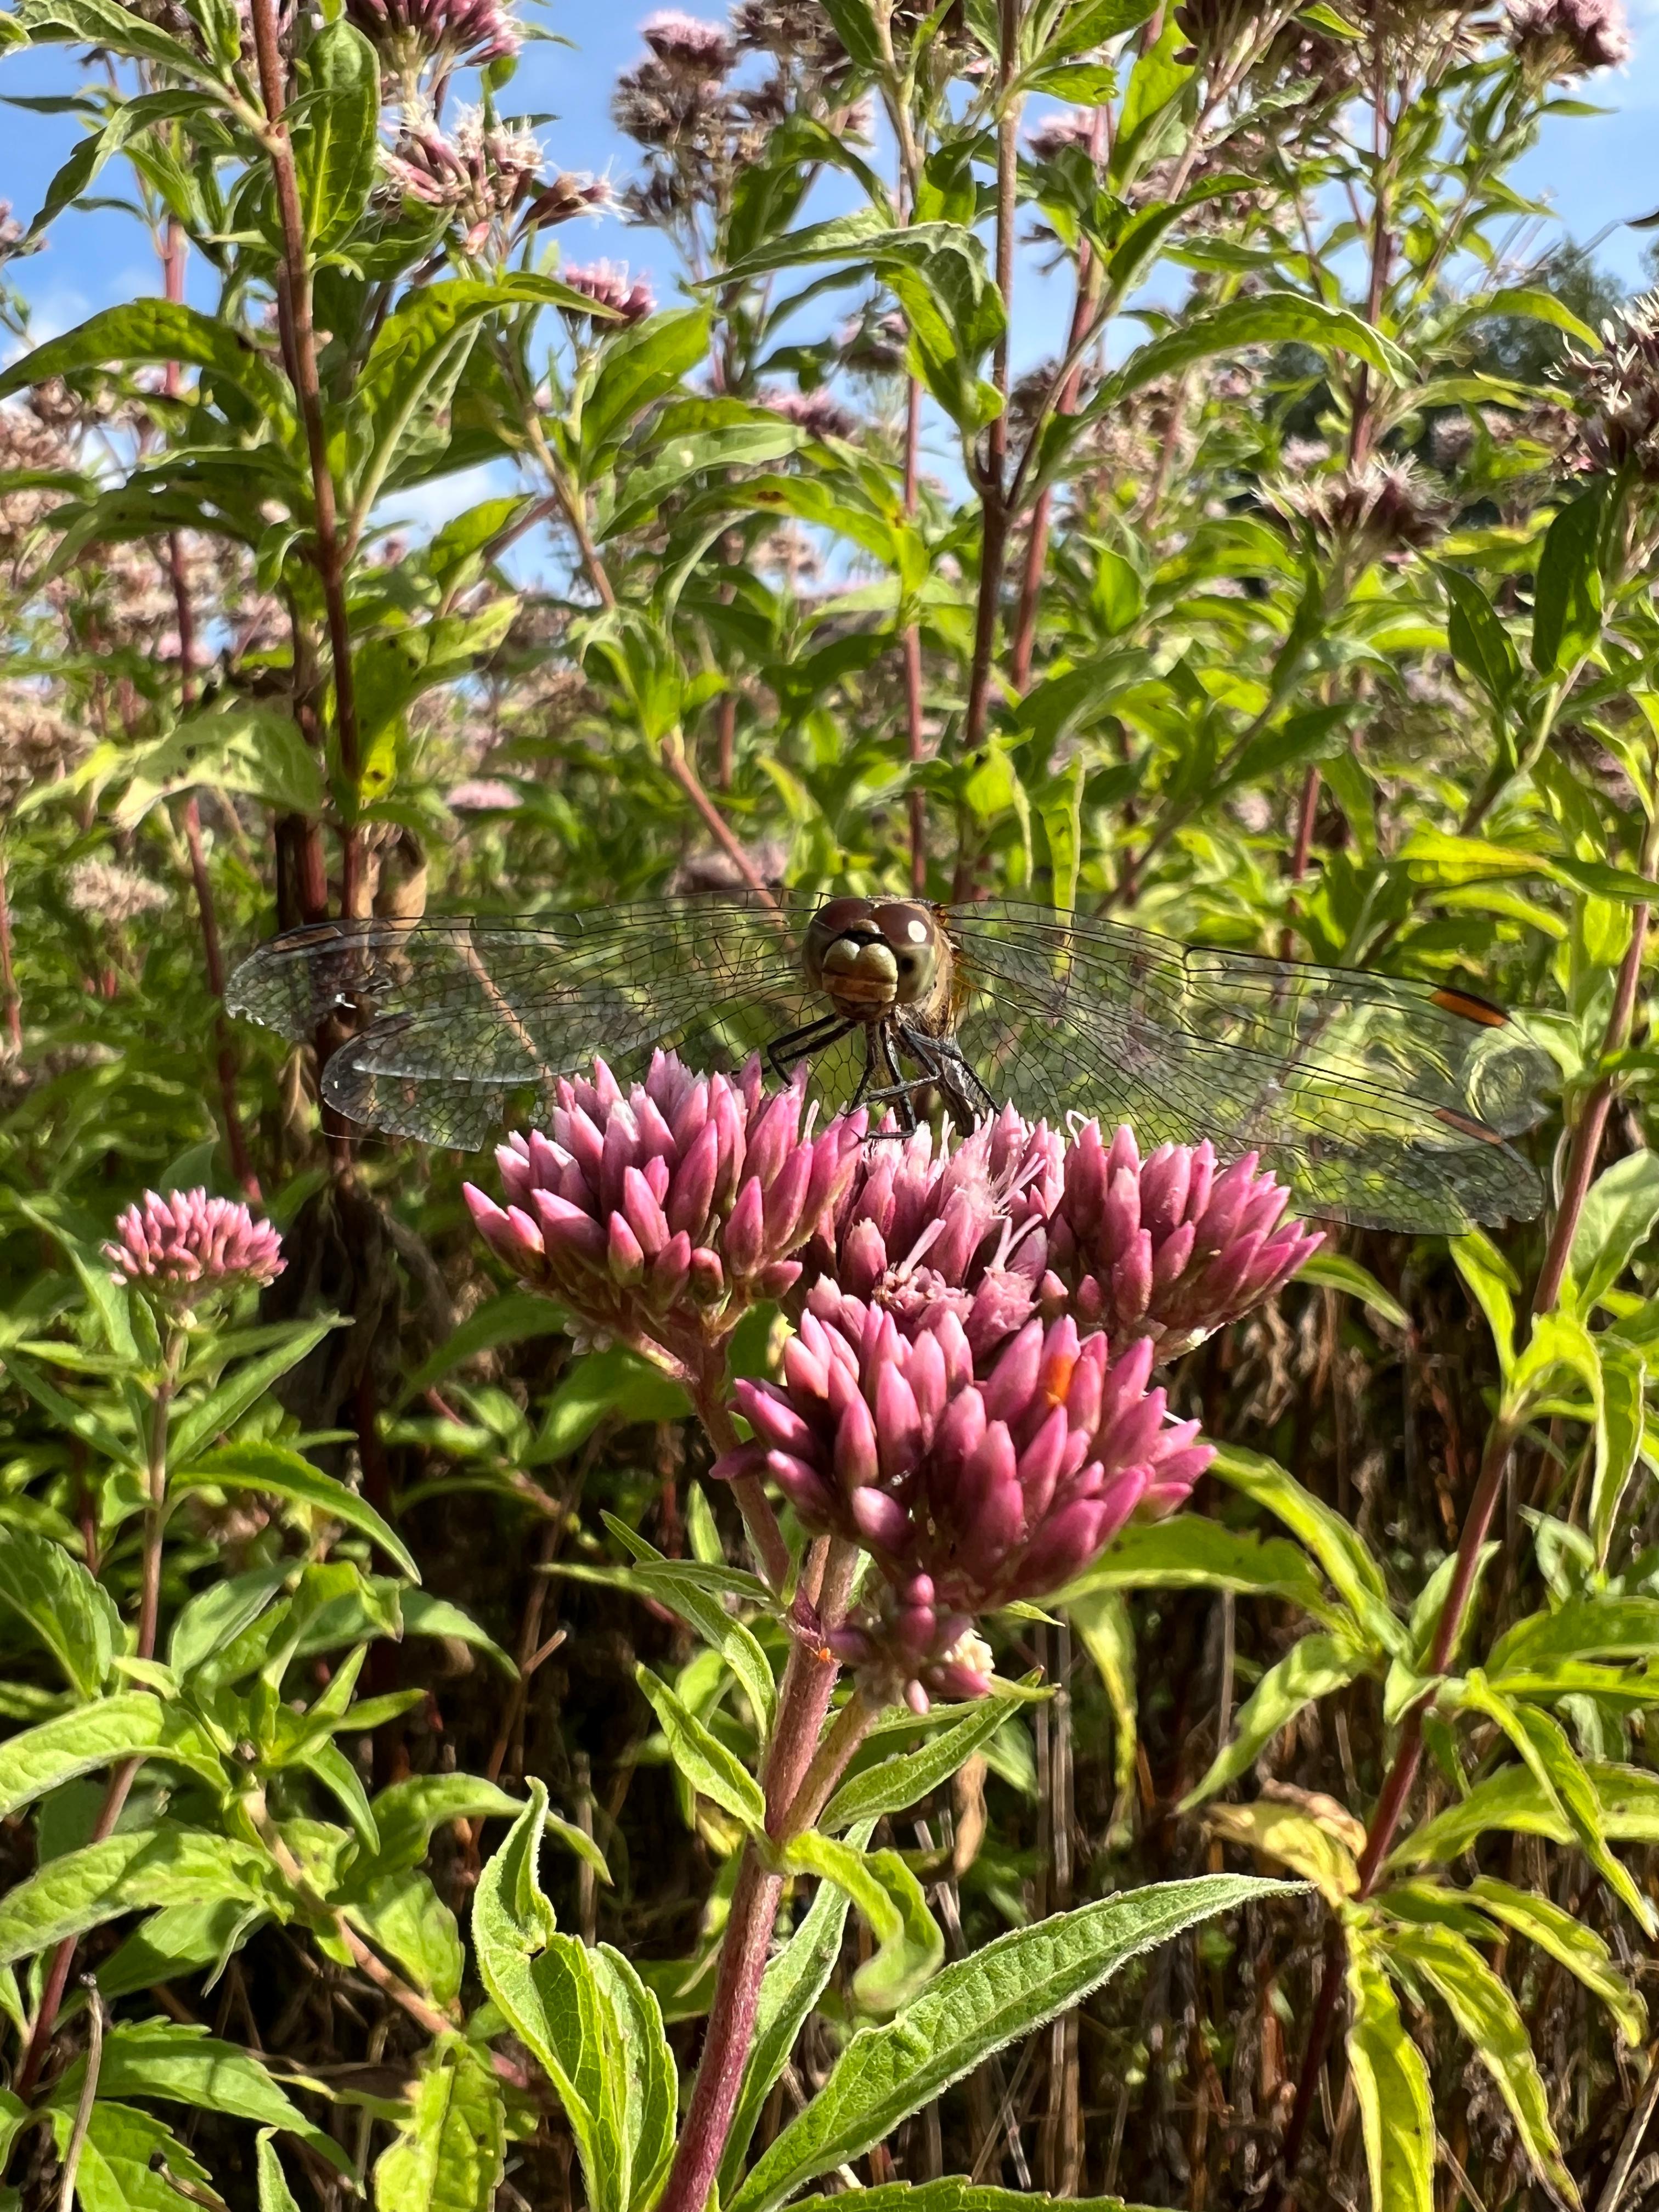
[
  {"left": 944, "top": 901, "right": 1554, "bottom": 1232},
  {"left": 227, "top": 898, "right": 836, "bottom": 1148}
]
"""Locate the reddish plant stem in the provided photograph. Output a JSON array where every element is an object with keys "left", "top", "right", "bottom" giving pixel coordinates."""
[
  {"left": 658, "top": 1542, "right": 863, "bottom": 2212},
  {"left": 1277, "top": 839, "right": 1656, "bottom": 2204},
  {"left": 0, "top": 848, "right": 21, "bottom": 1055},
  {"left": 245, "top": 0, "right": 362, "bottom": 918},
  {"left": 1278, "top": 764, "right": 1322, "bottom": 963},
  {"left": 687, "top": 1364, "right": 792, "bottom": 1593},
  {"left": 958, "top": 0, "right": 1023, "bottom": 774},
  {"left": 158, "top": 221, "right": 258, "bottom": 1197},
  {"left": 663, "top": 738, "right": 781, "bottom": 913},
  {"left": 1010, "top": 111, "right": 1105, "bottom": 699},
  {"left": 904, "top": 376, "right": 928, "bottom": 891}
]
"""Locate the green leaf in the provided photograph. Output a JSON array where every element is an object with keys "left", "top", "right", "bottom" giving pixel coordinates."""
[
  {"left": 716, "top": 1824, "right": 873, "bottom": 2200},
  {"left": 110, "top": 701, "right": 326, "bottom": 828},
  {"left": 49, "top": 2019, "right": 351, "bottom": 2176},
  {"left": 589, "top": 1945, "right": 676, "bottom": 2212},
  {"left": 1109, "top": 12, "right": 1192, "bottom": 184},
  {"left": 97, "top": 1899, "right": 258, "bottom": 2001},
  {"left": 601, "top": 1517, "right": 774, "bottom": 1737},
  {"left": 471, "top": 1782, "right": 628, "bottom": 2212},
  {"left": 0, "top": 298, "right": 283, "bottom": 411},
  {"left": 821, "top": 1694, "right": 1018, "bottom": 1833},
  {"left": 175, "top": 1441, "right": 419, "bottom": 1579},
  {"left": 257, "top": 2129, "right": 304, "bottom": 2212},
  {"left": 1206, "top": 1799, "right": 1359, "bottom": 1905},
  {"left": 0, "top": 1826, "right": 278, "bottom": 1966},
  {"left": 1067, "top": 1587, "right": 1138, "bottom": 1805},
  {"left": 581, "top": 308, "right": 713, "bottom": 471},
  {"left": 634, "top": 1664, "right": 765, "bottom": 1832},
  {"left": 48, "top": 2098, "right": 217, "bottom": 2212},
  {"left": 369, "top": 1774, "right": 525, "bottom": 1872},
  {"left": 168, "top": 1562, "right": 295, "bottom": 1680},
  {"left": 375, "top": 2032, "right": 506, "bottom": 2212},
  {"left": 1183, "top": 1632, "right": 1373, "bottom": 1805},
  {"left": 399, "top": 1590, "right": 517, "bottom": 1676},
  {"left": 1296, "top": 1249, "right": 1411, "bottom": 1330},
  {"left": 1087, "top": 295, "right": 1414, "bottom": 434},
  {"left": 1592, "top": 1344, "right": 1645, "bottom": 1568},
  {"left": 0, "top": 1526, "right": 121, "bottom": 1696},
  {"left": 15, "top": 0, "right": 218, "bottom": 77},
  {"left": 535, "top": 1345, "right": 690, "bottom": 1460},
  {"left": 1531, "top": 488, "right": 1604, "bottom": 675},
  {"left": 727, "top": 1876, "right": 1298, "bottom": 2212},
  {"left": 1381, "top": 1920, "right": 1579, "bottom": 2207},
  {"left": 782, "top": 1830, "right": 944, "bottom": 2013},
  {"left": 1393, "top": 1875, "right": 1645, "bottom": 2046},
  {"left": 1566, "top": 1149, "right": 1659, "bottom": 1316},
  {"left": 1060, "top": 1513, "right": 1346, "bottom": 1627},
  {"left": 1345, "top": 1936, "right": 1435, "bottom": 2212},
  {"left": 393, "top": 1290, "right": 569, "bottom": 1411},
  {"left": 1437, "top": 565, "right": 1522, "bottom": 705},
  {"left": 1473, "top": 286, "right": 1599, "bottom": 347},
  {"left": 1389, "top": 1758, "right": 1659, "bottom": 1867},
  {"left": 167, "top": 1318, "right": 340, "bottom": 1465},
  {"left": 1, "top": 1347, "right": 134, "bottom": 1466},
  {"left": 1458, "top": 1678, "right": 1656, "bottom": 1934},
  {"left": 292, "top": 20, "right": 379, "bottom": 251},
  {"left": 1209, "top": 1446, "right": 1401, "bottom": 1654},
  {"left": 348, "top": 1870, "right": 462, "bottom": 2002},
  {"left": 0, "top": 1692, "right": 224, "bottom": 1821},
  {"left": 1452, "top": 1230, "right": 1519, "bottom": 1375}
]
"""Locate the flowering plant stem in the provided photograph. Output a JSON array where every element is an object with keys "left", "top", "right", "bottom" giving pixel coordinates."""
[
  {"left": 657, "top": 1538, "right": 866, "bottom": 2212},
  {"left": 1276, "top": 806, "right": 1659, "bottom": 2204},
  {"left": 15, "top": 1324, "right": 184, "bottom": 2102}
]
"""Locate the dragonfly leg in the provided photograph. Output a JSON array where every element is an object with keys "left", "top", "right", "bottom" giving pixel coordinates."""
[
  {"left": 895, "top": 1022, "right": 997, "bottom": 1126},
  {"left": 766, "top": 1012, "right": 853, "bottom": 1088}
]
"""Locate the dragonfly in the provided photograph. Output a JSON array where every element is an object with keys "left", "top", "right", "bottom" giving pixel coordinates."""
[{"left": 225, "top": 891, "right": 1553, "bottom": 1234}]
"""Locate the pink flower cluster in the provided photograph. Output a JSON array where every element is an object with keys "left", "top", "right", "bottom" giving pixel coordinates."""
[
  {"left": 464, "top": 1053, "right": 866, "bottom": 1353},
  {"left": 467, "top": 1056, "right": 1321, "bottom": 1707},
  {"left": 106, "top": 1190, "right": 285, "bottom": 1302},
  {"left": 727, "top": 1291, "right": 1208, "bottom": 1707}
]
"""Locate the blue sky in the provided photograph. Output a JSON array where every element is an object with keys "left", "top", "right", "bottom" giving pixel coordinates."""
[{"left": 4, "top": 0, "right": 1658, "bottom": 537}]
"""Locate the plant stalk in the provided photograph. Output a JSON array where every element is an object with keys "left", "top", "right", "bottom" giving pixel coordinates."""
[
  {"left": 0, "top": 846, "right": 21, "bottom": 1055},
  {"left": 657, "top": 1541, "right": 862, "bottom": 2212},
  {"left": 1277, "top": 808, "right": 1657, "bottom": 2202},
  {"left": 246, "top": 0, "right": 363, "bottom": 917}
]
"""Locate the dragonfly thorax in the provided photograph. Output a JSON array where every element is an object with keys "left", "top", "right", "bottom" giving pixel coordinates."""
[{"left": 803, "top": 898, "right": 951, "bottom": 1025}]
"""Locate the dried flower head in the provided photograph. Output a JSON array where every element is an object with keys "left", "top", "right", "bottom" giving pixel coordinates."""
[
  {"left": 721, "top": 1290, "right": 1210, "bottom": 1707},
  {"left": 1025, "top": 110, "right": 1098, "bottom": 165},
  {"left": 560, "top": 261, "right": 657, "bottom": 321},
  {"left": 464, "top": 1051, "right": 867, "bottom": 1355},
  {"left": 1267, "top": 455, "right": 1450, "bottom": 563},
  {"left": 66, "top": 857, "right": 170, "bottom": 926},
  {"left": 106, "top": 1189, "right": 285, "bottom": 1302},
  {"left": 641, "top": 7, "right": 735, "bottom": 71},
  {"left": 1506, "top": 0, "right": 1630, "bottom": 72},
  {"left": 761, "top": 386, "right": 857, "bottom": 439},
  {"left": 731, "top": 0, "right": 848, "bottom": 72},
  {"left": 1563, "top": 294, "right": 1659, "bottom": 479},
  {"left": 345, "top": 0, "right": 520, "bottom": 74}
]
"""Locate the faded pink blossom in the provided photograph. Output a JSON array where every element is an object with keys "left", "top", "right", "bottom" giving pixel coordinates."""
[
  {"left": 106, "top": 1190, "right": 285, "bottom": 1301},
  {"left": 719, "top": 1288, "right": 1210, "bottom": 1708},
  {"left": 464, "top": 1051, "right": 866, "bottom": 1353},
  {"left": 345, "top": 0, "right": 521, "bottom": 72},
  {"left": 641, "top": 8, "right": 734, "bottom": 71},
  {"left": 560, "top": 262, "right": 657, "bottom": 321},
  {"left": 1506, "top": 0, "right": 1630, "bottom": 72},
  {"left": 447, "top": 777, "right": 522, "bottom": 811},
  {"left": 1043, "top": 1124, "right": 1322, "bottom": 1359}
]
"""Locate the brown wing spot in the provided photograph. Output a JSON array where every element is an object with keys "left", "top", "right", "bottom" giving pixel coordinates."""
[
  {"left": 1435, "top": 1104, "right": 1506, "bottom": 1147},
  {"left": 1431, "top": 986, "right": 1511, "bottom": 1029}
]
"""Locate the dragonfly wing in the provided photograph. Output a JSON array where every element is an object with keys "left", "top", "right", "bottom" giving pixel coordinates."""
[
  {"left": 228, "top": 900, "right": 822, "bottom": 1149},
  {"left": 945, "top": 901, "right": 1553, "bottom": 1232}
]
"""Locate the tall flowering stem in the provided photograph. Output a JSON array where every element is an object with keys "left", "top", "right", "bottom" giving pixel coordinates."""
[
  {"left": 464, "top": 1059, "right": 1318, "bottom": 2206},
  {"left": 18, "top": 1195, "right": 285, "bottom": 2102}
]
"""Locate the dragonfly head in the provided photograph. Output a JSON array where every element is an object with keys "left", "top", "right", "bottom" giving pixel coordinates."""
[{"left": 805, "top": 897, "right": 945, "bottom": 1020}]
